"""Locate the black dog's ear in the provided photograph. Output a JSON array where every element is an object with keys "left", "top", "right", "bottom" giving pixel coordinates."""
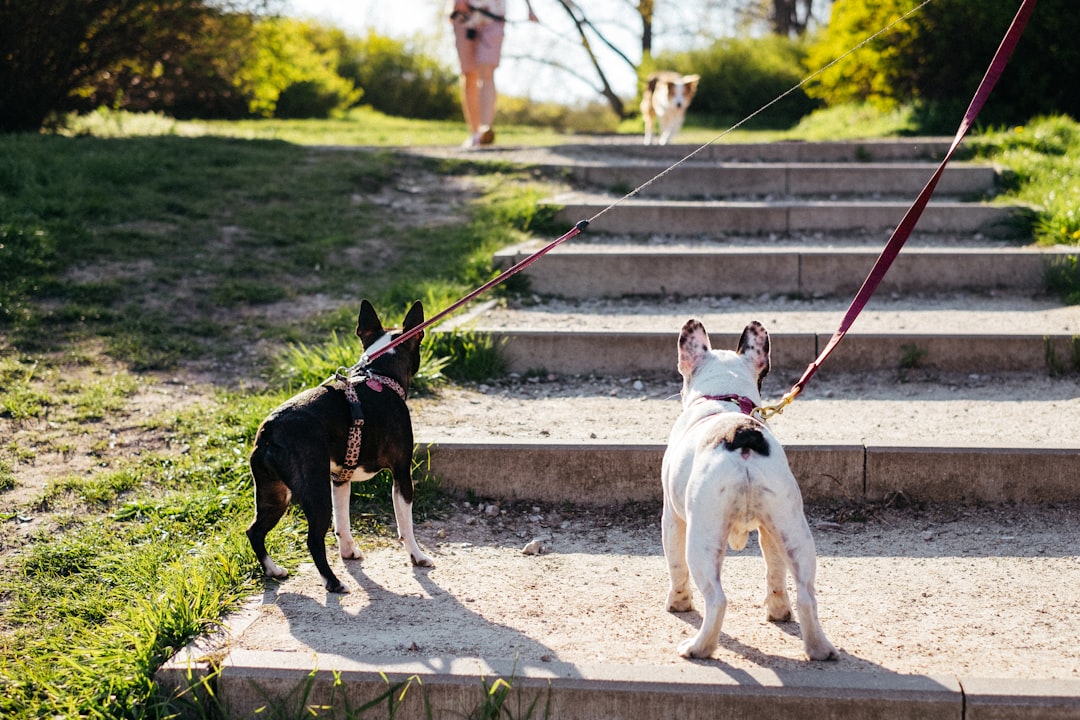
[
  {"left": 356, "top": 300, "right": 385, "bottom": 349},
  {"left": 402, "top": 300, "right": 425, "bottom": 342}
]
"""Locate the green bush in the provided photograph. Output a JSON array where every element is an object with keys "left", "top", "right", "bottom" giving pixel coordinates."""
[
  {"left": 805, "top": 0, "right": 1080, "bottom": 130},
  {"left": 336, "top": 31, "right": 460, "bottom": 120},
  {"left": 651, "top": 35, "right": 820, "bottom": 128},
  {"left": 236, "top": 18, "right": 362, "bottom": 119}
]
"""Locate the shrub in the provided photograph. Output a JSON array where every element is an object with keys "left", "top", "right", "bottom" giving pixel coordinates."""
[
  {"left": 805, "top": 0, "right": 1080, "bottom": 129},
  {"left": 496, "top": 98, "right": 620, "bottom": 133},
  {"left": 336, "top": 31, "right": 460, "bottom": 120},
  {"left": 236, "top": 18, "right": 361, "bottom": 119}
]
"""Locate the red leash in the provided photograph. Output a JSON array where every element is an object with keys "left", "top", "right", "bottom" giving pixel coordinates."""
[
  {"left": 756, "top": 0, "right": 1038, "bottom": 421},
  {"left": 357, "top": 220, "right": 590, "bottom": 367}
]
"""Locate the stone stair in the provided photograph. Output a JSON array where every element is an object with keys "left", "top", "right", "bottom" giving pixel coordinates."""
[
  {"left": 417, "top": 139, "right": 1080, "bottom": 506},
  {"left": 166, "top": 140, "right": 1080, "bottom": 720}
]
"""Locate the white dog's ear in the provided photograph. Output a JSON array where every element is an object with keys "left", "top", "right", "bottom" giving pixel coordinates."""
[
  {"left": 736, "top": 321, "right": 770, "bottom": 389},
  {"left": 678, "top": 319, "right": 711, "bottom": 375}
]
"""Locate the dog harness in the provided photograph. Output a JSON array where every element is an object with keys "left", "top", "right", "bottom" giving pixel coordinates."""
[{"left": 334, "top": 372, "right": 406, "bottom": 484}]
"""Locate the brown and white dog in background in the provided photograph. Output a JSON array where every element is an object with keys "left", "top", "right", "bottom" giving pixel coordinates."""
[{"left": 641, "top": 71, "right": 701, "bottom": 145}]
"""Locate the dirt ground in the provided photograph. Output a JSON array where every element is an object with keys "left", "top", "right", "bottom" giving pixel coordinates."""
[{"left": 222, "top": 497, "right": 1080, "bottom": 680}]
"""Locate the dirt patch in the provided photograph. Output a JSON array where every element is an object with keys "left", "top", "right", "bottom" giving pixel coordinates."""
[
  {"left": 219, "top": 498, "right": 1080, "bottom": 680},
  {"left": 0, "top": 357, "right": 213, "bottom": 562}
]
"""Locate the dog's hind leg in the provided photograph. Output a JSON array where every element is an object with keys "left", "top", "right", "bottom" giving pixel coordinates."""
[
  {"left": 390, "top": 464, "right": 434, "bottom": 567},
  {"left": 678, "top": 513, "right": 729, "bottom": 658},
  {"left": 758, "top": 524, "right": 793, "bottom": 622},
  {"left": 775, "top": 513, "right": 838, "bottom": 661},
  {"left": 332, "top": 474, "right": 368, "bottom": 560},
  {"left": 299, "top": 490, "right": 348, "bottom": 593},
  {"left": 247, "top": 460, "right": 291, "bottom": 580},
  {"left": 661, "top": 502, "right": 693, "bottom": 612}
]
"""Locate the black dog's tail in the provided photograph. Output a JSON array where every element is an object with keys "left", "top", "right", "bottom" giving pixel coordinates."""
[{"left": 720, "top": 418, "right": 770, "bottom": 457}]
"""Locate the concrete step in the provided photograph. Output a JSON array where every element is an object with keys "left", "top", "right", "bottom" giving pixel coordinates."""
[
  {"left": 549, "top": 192, "right": 1028, "bottom": 236},
  {"left": 437, "top": 295, "right": 1080, "bottom": 375},
  {"left": 420, "top": 440, "right": 1080, "bottom": 506},
  {"left": 495, "top": 240, "right": 1075, "bottom": 298},
  {"left": 570, "top": 161, "right": 997, "bottom": 199},
  {"left": 410, "top": 371, "right": 1080, "bottom": 504},
  {"left": 526, "top": 137, "right": 962, "bottom": 163}
]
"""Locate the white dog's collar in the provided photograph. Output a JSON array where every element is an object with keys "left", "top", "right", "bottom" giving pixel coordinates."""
[{"left": 692, "top": 393, "right": 758, "bottom": 416}]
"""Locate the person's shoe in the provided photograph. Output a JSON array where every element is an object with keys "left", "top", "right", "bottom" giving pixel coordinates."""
[
  {"left": 478, "top": 127, "right": 495, "bottom": 145},
  {"left": 462, "top": 133, "right": 480, "bottom": 148}
]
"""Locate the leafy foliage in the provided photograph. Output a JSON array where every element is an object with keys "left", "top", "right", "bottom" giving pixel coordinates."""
[
  {"left": 805, "top": 0, "right": 1080, "bottom": 129},
  {"left": 236, "top": 18, "right": 362, "bottom": 118},
  {"left": 0, "top": 0, "right": 228, "bottom": 131},
  {"left": 330, "top": 30, "right": 461, "bottom": 121}
]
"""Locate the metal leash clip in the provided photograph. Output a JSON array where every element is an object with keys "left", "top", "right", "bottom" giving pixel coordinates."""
[{"left": 751, "top": 386, "right": 802, "bottom": 423}]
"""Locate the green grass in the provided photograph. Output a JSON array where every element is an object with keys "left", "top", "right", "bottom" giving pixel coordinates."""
[
  {"left": 966, "top": 115, "right": 1080, "bottom": 247},
  {"left": 2, "top": 104, "right": 1080, "bottom": 719},
  {"left": 0, "top": 111, "right": 556, "bottom": 718},
  {"left": 64, "top": 105, "right": 577, "bottom": 148}
]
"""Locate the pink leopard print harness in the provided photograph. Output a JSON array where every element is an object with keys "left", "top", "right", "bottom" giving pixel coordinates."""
[{"left": 334, "top": 372, "right": 407, "bottom": 484}]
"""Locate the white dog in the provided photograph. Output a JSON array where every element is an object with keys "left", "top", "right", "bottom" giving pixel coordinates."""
[
  {"left": 661, "top": 319, "right": 838, "bottom": 661},
  {"left": 641, "top": 71, "right": 700, "bottom": 145}
]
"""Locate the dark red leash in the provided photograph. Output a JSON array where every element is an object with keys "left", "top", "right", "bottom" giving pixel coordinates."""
[
  {"left": 356, "top": 220, "right": 590, "bottom": 368},
  {"left": 756, "top": 0, "right": 1038, "bottom": 421}
]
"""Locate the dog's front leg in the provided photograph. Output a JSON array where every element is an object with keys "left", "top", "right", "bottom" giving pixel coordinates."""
[
  {"left": 331, "top": 477, "right": 363, "bottom": 560},
  {"left": 391, "top": 474, "right": 434, "bottom": 567}
]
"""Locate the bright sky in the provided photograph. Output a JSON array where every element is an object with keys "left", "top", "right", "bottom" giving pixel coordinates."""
[{"left": 282, "top": 0, "right": 709, "bottom": 104}]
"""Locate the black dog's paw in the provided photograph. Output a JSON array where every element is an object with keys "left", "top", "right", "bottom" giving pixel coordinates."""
[{"left": 325, "top": 579, "right": 350, "bottom": 594}]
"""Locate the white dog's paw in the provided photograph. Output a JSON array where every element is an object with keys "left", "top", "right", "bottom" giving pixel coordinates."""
[
  {"left": 410, "top": 549, "right": 435, "bottom": 568},
  {"left": 338, "top": 537, "right": 364, "bottom": 560},
  {"left": 677, "top": 637, "right": 715, "bottom": 659},
  {"left": 807, "top": 640, "right": 840, "bottom": 662},
  {"left": 764, "top": 591, "right": 792, "bottom": 622},
  {"left": 263, "top": 558, "right": 289, "bottom": 580},
  {"left": 666, "top": 589, "right": 694, "bottom": 613}
]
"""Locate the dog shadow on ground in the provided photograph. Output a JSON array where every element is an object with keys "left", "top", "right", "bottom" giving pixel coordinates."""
[{"left": 266, "top": 557, "right": 583, "bottom": 682}]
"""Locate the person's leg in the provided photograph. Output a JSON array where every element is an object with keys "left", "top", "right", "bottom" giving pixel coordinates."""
[
  {"left": 454, "top": 23, "right": 482, "bottom": 146},
  {"left": 460, "top": 70, "right": 481, "bottom": 134},
  {"left": 476, "top": 64, "right": 496, "bottom": 143},
  {"left": 474, "top": 21, "right": 504, "bottom": 145}
]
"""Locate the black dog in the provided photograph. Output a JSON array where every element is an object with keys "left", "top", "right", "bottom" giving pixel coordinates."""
[{"left": 246, "top": 300, "right": 433, "bottom": 593}]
